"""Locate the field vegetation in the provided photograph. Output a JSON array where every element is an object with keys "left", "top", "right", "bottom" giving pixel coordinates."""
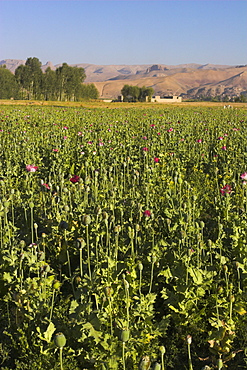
[{"left": 0, "top": 102, "right": 247, "bottom": 369}]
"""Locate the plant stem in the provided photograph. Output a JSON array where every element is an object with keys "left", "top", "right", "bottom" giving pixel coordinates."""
[
  {"left": 49, "top": 289, "right": 55, "bottom": 322},
  {"left": 122, "top": 342, "right": 126, "bottom": 370},
  {"left": 59, "top": 347, "right": 63, "bottom": 370},
  {"left": 149, "top": 261, "right": 155, "bottom": 294},
  {"left": 86, "top": 225, "right": 92, "bottom": 281},
  {"left": 187, "top": 343, "right": 193, "bottom": 370},
  {"left": 79, "top": 247, "right": 83, "bottom": 278}
]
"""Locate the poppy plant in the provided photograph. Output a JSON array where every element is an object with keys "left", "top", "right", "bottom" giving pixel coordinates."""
[
  {"left": 143, "top": 210, "right": 151, "bottom": 217},
  {"left": 70, "top": 175, "right": 80, "bottom": 183},
  {"left": 240, "top": 172, "right": 247, "bottom": 181},
  {"left": 42, "top": 183, "right": 50, "bottom": 190},
  {"left": 26, "top": 164, "right": 38, "bottom": 172},
  {"left": 220, "top": 184, "right": 232, "bottom": 196}
]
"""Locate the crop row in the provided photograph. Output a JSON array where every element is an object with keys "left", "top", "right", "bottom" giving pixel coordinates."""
[{"left": 0, "top": 105, "right": 247, "bottom": 369}]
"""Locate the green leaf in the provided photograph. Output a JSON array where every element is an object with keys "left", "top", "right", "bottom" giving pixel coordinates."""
[
  {"left": 159, "top": 267, "right": 173, "bottom": 282},
  {"left": 3, "top": 272, "right": 12, "bottom": 283},
  {"left": 188, "top": 267, "right": 203, "bottom": 285},
  {"left": 83, "top": 322, "right": 102, "bottom": 343},
  {"left": 44, "top": 322, "right": 56, "bottom": 343},
  {"left": 37, "top": 321, "right": 56, "bottom": 343}
]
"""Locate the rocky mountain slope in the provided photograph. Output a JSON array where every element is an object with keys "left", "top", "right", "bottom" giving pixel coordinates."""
[{"left": 1, "top": 59, "right": 246, "bottom": 99}]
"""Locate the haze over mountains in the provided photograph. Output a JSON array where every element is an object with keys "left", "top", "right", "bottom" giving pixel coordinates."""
[{"left": 1, "top": 59, "right": 247, "bottom": 100}]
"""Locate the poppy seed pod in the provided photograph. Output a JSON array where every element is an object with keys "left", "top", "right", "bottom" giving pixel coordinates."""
[
  {"left": 64, "top": 205, "right": 70, "bottom": 212},
  {"left": 152, "top": 363, "right": 161, "bottom": 370},
  {"left": 159, "top": 345, "right": 166, "bottom": 355},
  {"left": 104, "top": 286, "right": 113, "bottom": 297},
  {"left": 76, "top": 238, "right": 86, "bottom": 249},
  {"left": 54, "top": 332, "right": 66, "bottom": 348},
  {"left": 83, "top": 215, "right": 91, "bottom": 225},
  {"left": 139, "top": 356, "right": 151, "bottom": 370},
  {"left": 120, "top": 328, "right": 130, "bottom": 342},
  {"left": 138, "top": 262, "right": 143, "bottom": 271},
  {"left": 187, "top": 335, "right": 192, "bottom": 344},
  {"left": 102, "top": 211, "right": 108, "bottom": 220}
]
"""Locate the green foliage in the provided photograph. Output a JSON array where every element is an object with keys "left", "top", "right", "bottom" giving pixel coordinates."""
[
  {"left": 0, "top": 105, "right": 246, "bottom": 369},
  {"left": 121, "top": 84, "right": 154, "bottom": 102},
  {"left": 0, "top": 65, "right": 19, "bottom": 99},
  {"left": 11, "top": 57, "right": 98, "bottom": 101}
]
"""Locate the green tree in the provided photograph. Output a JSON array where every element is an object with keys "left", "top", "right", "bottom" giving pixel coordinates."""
[
  {"left": 121, "top": 84, "right": 154, "bottom": 102},
  {"left": 121, "top": 84, "right": 140, "bottom": 102},
  {"left": 0, "top": 65, "right": 19, "bottom": 99},
  {"left": 139, "top": 86, "right": 154, "bottom": 102},
  {"left": 77, "top": 83, "right": 99, "bottom": 100},
  {"left": 55, "top": 63, "right": 86, "bottom": 101},
  {"left": 42, "top": 67, "right": 57, "bottom": 101},
  {"left": 235, "top": 94, "right": 247, "bottom": 103},
  {"left": 15, "top": 57, "right": 43, "bottom": 99}
]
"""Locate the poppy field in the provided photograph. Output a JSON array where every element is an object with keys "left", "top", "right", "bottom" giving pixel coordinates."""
[{"left": 0, "top": 104, "right": 247, "bottom": 370}]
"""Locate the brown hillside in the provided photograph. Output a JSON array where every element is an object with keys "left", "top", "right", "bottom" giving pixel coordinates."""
[{"left": 93, "top": 66, "right": 247, "bottom": 98}]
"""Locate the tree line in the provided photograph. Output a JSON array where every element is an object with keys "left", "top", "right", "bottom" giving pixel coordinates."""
[
  {"left": 121, "top": 84, "right": 154, "bottom": 102},
  {"left": 0, "top": 57, "right": 99, "bottom": 101}
]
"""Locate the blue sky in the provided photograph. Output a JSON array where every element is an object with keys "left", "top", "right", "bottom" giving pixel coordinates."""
[{"left": 1, "top": 0, "right": 246, "bottom": 66}]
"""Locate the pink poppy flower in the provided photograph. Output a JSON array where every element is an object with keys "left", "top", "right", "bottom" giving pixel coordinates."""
[
  {"left": 218, "top": 136, "right": 224, "bottom": 140},
  {"left": 142, "top": 147, "right": 149, "bottom": 152},
  {"left": 240, "top": 172, "right": 247, "bottom": 181},
  {"left": 197, "top": 139, "right": 202, "bottom": 143},
  {"left": 221, "top": 146, "right": 227, "bottom": 150},
  {"left": 63, "top": 136, "right": 67, "bottom": 140},
  {"left": 70, "top": 175, "right": 80, "bottom": 183},
  {"left": 167, "top": 128, "right": 173, "bottom": 132},
  {"left": 157, "top": 132, "right": 161, "bottom": 136},
  {"left": 42, "top": 183, "right": 50, "bottom": 190},
  {"left": 143, "top": 210, "right": 151, "bottom": 217},
  {"left": 220, "top": 184, "right": 232, "bottom": 196},
  {"left": 53, "top": 149, "right": 59, "bottom": 152},
  {"left": 142, "top": 136, "right": 148, "bottom": 140},
  {"left": 26, "top": 164, "right": 38, "bottom": 172},
  {"left": 154, "top": 157, "right": 160, "bottom": 163}
]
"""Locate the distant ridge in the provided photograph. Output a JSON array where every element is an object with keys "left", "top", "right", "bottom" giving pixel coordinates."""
[{"left": 1, "top": 59, "right": 246, "bottom": 99}]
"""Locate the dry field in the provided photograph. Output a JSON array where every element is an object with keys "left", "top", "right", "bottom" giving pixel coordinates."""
[{"left": 0, "top": 99, "right": 246, "bottom": 109}]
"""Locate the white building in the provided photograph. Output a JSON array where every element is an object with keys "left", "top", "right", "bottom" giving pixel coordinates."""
[{"left": 149, "top": 95, "right": 182, "bottom": 103}]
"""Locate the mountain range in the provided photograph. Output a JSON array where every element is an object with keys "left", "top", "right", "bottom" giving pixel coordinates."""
[{"left": 1, "top": 59, "right": 247, "bottom": 100}]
